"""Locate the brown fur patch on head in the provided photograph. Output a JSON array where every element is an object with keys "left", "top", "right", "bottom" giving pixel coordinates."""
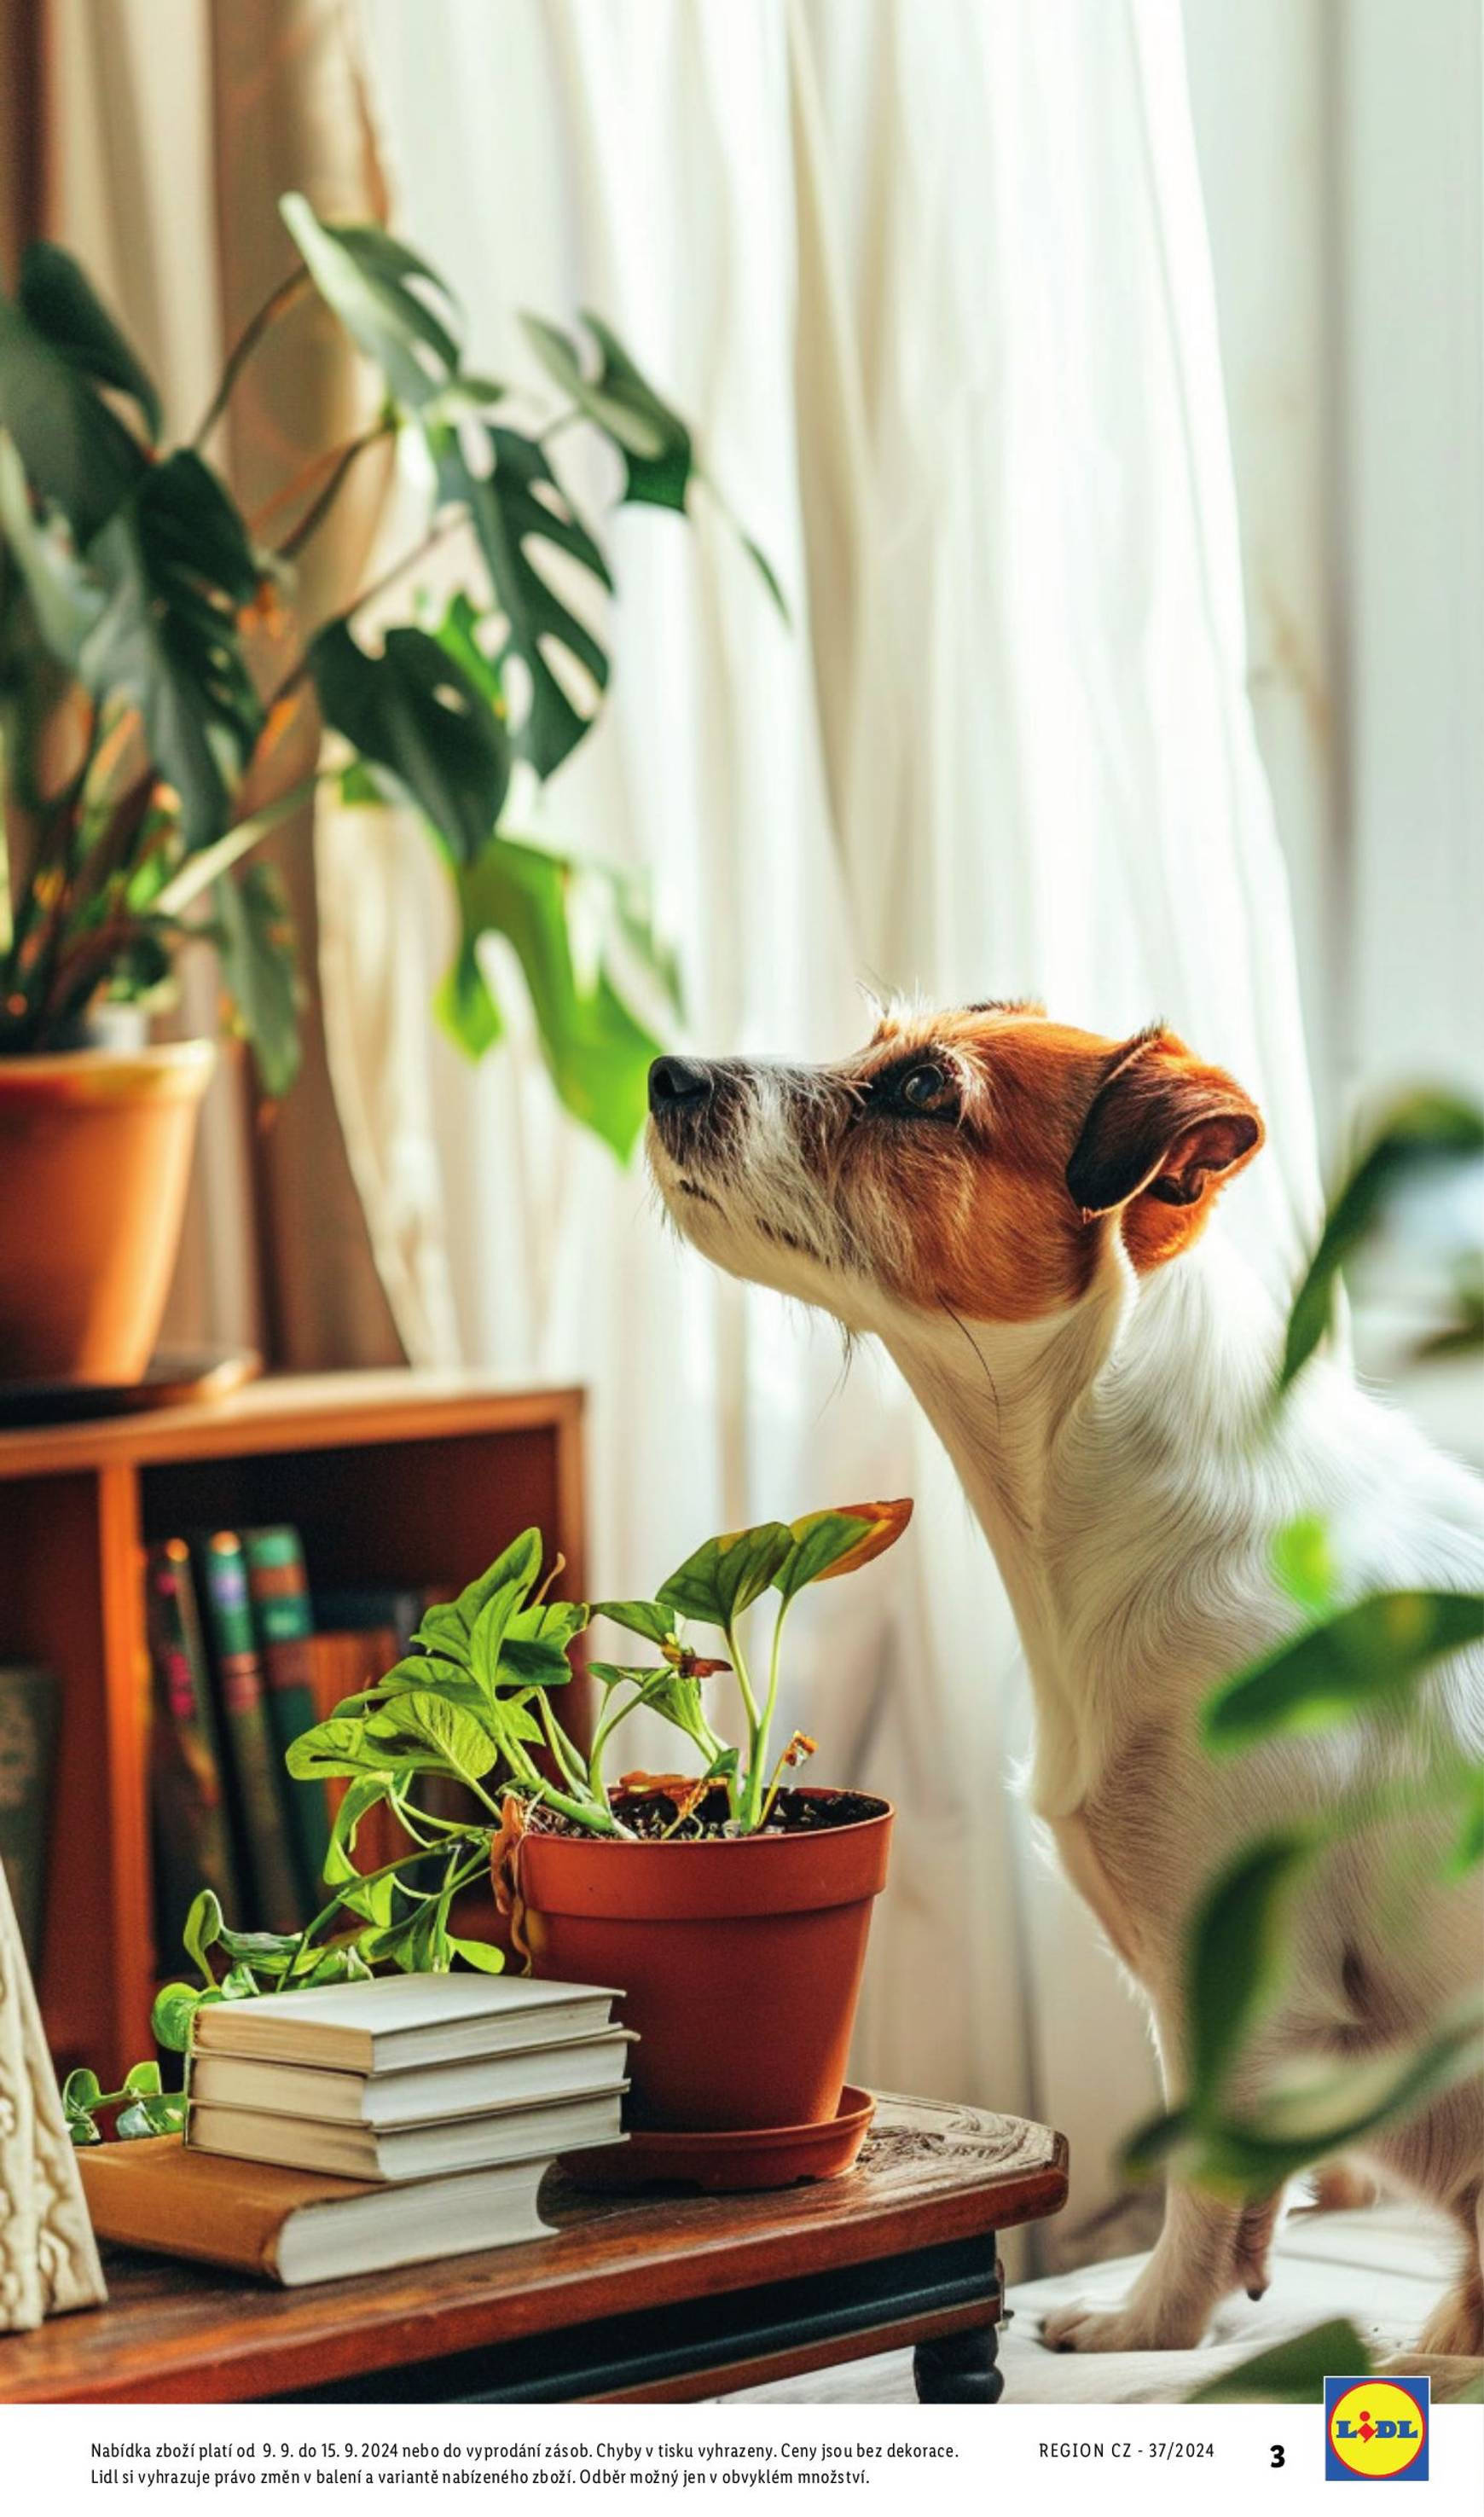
[{"left": 839, "top": 1008, "right": 1263, "bottom": 1319}]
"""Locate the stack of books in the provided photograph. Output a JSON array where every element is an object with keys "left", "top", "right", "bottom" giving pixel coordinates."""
[{"left": 79, "top": 1973, "right": 632, "bottom": 2286}]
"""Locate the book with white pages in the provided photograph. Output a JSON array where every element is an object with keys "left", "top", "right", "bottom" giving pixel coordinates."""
[
  {"left": 188, "top": 2028, "right": 635, "bottom": 2126},
  {"left": 187, "top": 2083, "right": 628, "bottom": 2182},
  {"left": 188, "top": 1969, "right": 623, "bottom": 2073}
]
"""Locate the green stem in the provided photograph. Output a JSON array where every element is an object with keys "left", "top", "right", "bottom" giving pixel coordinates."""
[
  {"left": 744, "top": 1596, "right": 792, "bottom": 1827},
  {"left": 285, "top": 1825, "right": 493, "bottom": 1979}
]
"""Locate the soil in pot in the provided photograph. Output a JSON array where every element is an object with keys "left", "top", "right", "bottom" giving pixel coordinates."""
[{"left": 514, "top": 1783, "right": 893, "bottom": 2134}]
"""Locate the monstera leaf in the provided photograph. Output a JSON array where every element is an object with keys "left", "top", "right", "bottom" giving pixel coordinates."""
[
  {"left": 1280, "top": 1089, "right": 1484, "bottom": 1391},
  {"left": 312, "top": 617, "right": 511, "bottom": 864},
  {"left": 428, "top": 420, "right": 610, "bottom": 780},
  {"left": 521, "top": 310, "right": 693, "bottom": 510},
  {"left": 209, "top": 860, "right": 300, "bottom": 1098},
  {"left": 0, "top": 245, "right": 150, "bottom": 542},
  {"left": 79, "top": 451, "right": 264, "bottom": 850},
  {"left": 520, "top": 309, "right": 787, "bottom": 617},
  {"left": 281, "top": 194, "right": 461, "bottom": 410},
  {"left": 443, "top": 835, "right": 666, "bottom": 1158}
]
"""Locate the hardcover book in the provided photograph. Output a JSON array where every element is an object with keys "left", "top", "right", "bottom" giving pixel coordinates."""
[
  {"left": 241, "top": 1526, "right": 331, "bottom": 1911},
  {"left": 188, "top": 2016, "right": 631, "bottom": 2124},
  {"left": 187, "top": 2083, "right": 626, "bottom": 2181},
  {"left": 76, "top": 2136, "right": 554, "bottom": 2286},
  {"left": 189, "top": 1969, "right": 625, "bottom": 2073},
  {"left": 143, "top": 1543, "right": 244, "bottom": 1952},
  {"left": 193, "top": 1532, "right": 304, "bottom": 1933}
]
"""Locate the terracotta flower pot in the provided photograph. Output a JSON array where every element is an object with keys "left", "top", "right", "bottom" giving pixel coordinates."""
[
  {"left": 517, "top": 1788, "right": 893, "bottom": 2131},
  {"left": 0, "top": 1041, "right": 215, "bottom": 1384}
]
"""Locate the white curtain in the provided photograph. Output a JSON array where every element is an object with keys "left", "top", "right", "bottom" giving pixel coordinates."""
[{"left": 339, "top": 0, "right": 1321, "bottom": 2259}]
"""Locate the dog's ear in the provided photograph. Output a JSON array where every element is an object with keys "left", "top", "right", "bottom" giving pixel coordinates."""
[{"left": 1066, "top": 1034, "right": 1263, "bottom": 1218}]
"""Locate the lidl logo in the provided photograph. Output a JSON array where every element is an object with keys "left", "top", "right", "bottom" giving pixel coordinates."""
[{"left": 1325, "top": 2375, "right": 1429, "bottom": 2480}]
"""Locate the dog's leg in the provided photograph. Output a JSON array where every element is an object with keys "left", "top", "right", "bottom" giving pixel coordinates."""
[{"left": 1041, "top": 2179, "right": 1265, "bottom": 2352}]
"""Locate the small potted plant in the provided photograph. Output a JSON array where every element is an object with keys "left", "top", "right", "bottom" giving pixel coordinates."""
[
  {"left": 284, "top": 1504, "right": 910, "bottom": 2155},
  {"left": 0, "top": 203, "right": 776, "bottom": 1383}
]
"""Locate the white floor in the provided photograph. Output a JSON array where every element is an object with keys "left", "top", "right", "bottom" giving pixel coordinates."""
[{"left": 720, "top": 2204, "right": 1482, "bottom": 2406}]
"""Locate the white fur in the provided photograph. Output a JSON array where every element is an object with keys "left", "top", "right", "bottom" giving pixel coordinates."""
[{"left": 650, "top": 1104, "right": 1484, "bottom": 2356}]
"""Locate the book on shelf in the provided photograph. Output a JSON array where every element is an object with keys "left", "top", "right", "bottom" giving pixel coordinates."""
[
  {"left": 189, "top": 2020, "right": 633, "bottom": 2126},
  {"left": 310, "top": 1584, "right": 429, "bottom": 1653},
  {"left": 143, "top": 1542, "right": 244, "bottom": 1952},
  {"left": 188, "top": 2081, "right": 626, "bottom": 2181},
  {"left": 241, "top": 1526, "right": 331, "bottom": 1913},
  {"left": 0, "top": 1662, "right": 59, "bottom": 1971},
  {"left": 77, "top": 2136, "right": 555, "bottom": 2285},
  {"left": 193, "top": 1531, "right": 304, "bottom": 1934},
  {"left": 189, "top": 1969, "right": 624, "bottom": 2073}
]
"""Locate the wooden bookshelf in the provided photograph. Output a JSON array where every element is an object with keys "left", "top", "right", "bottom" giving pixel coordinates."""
[{"left": 0, "top": 1372, "right": 586, "bottom": 2082}]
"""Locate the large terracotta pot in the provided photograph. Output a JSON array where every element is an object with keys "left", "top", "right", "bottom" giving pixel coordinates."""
[
  {"left": 517, "top": 1788, "right": 893, "bottom": 2131},
  {"left": 0, "top": 1041, "right": 215, "bottom": 1384}
]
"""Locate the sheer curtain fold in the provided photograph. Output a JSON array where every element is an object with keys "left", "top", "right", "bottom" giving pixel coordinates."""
[{"left": 346, "top": 0, "right": 1320, "bottom": 2248}]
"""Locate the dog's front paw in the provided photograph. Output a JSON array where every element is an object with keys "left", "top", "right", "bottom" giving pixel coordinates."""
[{"left": 1041, "top": 2299, "right": 1207, "bottom": 2354}]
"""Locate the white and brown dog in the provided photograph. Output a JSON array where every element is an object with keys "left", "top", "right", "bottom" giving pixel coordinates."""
[{"left": 646, "top": 1002, "right": 1484, "bottom": 2356}]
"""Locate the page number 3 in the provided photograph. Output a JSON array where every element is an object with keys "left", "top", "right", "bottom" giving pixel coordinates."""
[{"left": 1270, "top": 2445, "right": 1285, "bottom": 2469}]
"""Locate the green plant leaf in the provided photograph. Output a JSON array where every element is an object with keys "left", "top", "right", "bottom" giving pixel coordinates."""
[
  {"left": 310, "top": 618, "right": 511, "bottom": 865},
  {"left": 0, "top": 432, "right": 104, "bottom": 664},
  {"left": 212, "top": 860, "right": 301, "bottom": 1097},
  {"left": 286, "top": 1715, "right": 402, "bottom": 1783},
  {"left": 123, "top": 2059, "right": 163, "bottom": 2095},
  {"left": 519, "top": 310, "right": 786, "bottom": 618},
  {"left": 214, "top": 1924, "right": 302, "bottom": 1975},
  {"left": 468, "top": 1578, "right": 527, "bottom": 1699},
  {"left": 79, "top": 450, "right": 264, "bottom": 850},
  {"left": 594, "top": 1600, "right": 675, "bottom": 1648},
  {"left": 218, "top": 1963, "right": 263, "bottom": 2001},
  {"left": 449, "top": 1935, "right": 505, "bottom": 1974},
  {"left": 1281, "top": 1090, "right": 1484, "bottom": 1391},
  {"left": 1447, "top": 1768, "right": 1484, "bottom": 1876},
  {"left": 434, "top": 932, "right": 504, "bottom": 1059},
  {"left": 0, "top": 253, "right": 148, "bottom": 542},
  {"left": 1185, "top": 1830, "right": 1316, "bottom": 2105},
  {"left": 150, "top": 1982, "right": 203, "bottom": 2055},
  {"left": 183, "top": 1888, "right": 224, "bottom": 1985},
  {"left": 1188, "top": 2014, "right": 1483, "bottom": 2194},
  {"left": 452, "top": 1529, "right": 543, "bottom": 1628},
  {"left": 1204, "top": 1591, "right": 1484, "bottom": 1751},
  {"left": 521, "top": 310, "right": 693, "bottom": 510},
  {"left": 1271, "top": 1515, "right": 1337, "bottom": 1618},
  {"left": 427, "top": 419, "right": 610, "bottom": 780},
  {"left": 281, "top": 194, "right": 461, "bottom": 409},
  {"left": 323, "top": 1772, "right": 397, "bottom": 1888},
  {"left": 449, "top": 836, "right": 664, "bottom": 1157},
  {"left": 1189, "top": 2319, "right": 1371, "bottom": 2404},
  {"left": 658, "top": 1522, "right": 794, "bottom": 1628},
  {"left": 21, "top": 242, "right": 160, "bottom": 438},
  {"left": 773, "top": 1505, "right": 912, "bottom": 1602},
  {"left": 1117, "top": 2105, "right": 1192, "bottom": 2181},
  {"left": 363, "top": 1689, "right": 499, "bottom": 1782},
  {"left": 61, "top": 2068, "right": 101, "bottom": 2124},
  {"left": 116, "top": 2091, "right": 187, "bottom": 2140}
]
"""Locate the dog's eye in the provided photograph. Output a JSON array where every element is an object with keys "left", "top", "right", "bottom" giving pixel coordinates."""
[{"left": 892, "top": 1061, "right": 955, "bottom": 1114}]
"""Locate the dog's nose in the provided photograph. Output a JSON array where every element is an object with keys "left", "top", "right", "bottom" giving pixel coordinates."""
[{"left": 648, "top": 1056, "right": 714, "bottom": 1114}]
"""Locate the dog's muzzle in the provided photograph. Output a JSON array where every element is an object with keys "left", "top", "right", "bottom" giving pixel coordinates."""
[{"left": 648, "top": 1056, "right": 716, "bottom": 1116}]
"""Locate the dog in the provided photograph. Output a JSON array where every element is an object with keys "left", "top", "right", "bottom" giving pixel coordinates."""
[{"left": 645, "top": 1001, "right": 1484, "bottom": 2355}]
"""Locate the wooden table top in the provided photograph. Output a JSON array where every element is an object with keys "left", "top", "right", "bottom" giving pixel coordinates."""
[{"left": 2, "top": 2096, "right": 1067, "bottom": 2405}]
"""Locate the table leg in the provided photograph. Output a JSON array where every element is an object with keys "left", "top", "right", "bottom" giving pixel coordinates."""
[{"left": 912, "top": 2322, "right": 1003, "bottom": 2404}]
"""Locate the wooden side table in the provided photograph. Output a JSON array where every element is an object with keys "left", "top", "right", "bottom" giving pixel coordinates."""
[{"left": 0, "top": 2096, "right": 1067, "bottom": 2406}]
